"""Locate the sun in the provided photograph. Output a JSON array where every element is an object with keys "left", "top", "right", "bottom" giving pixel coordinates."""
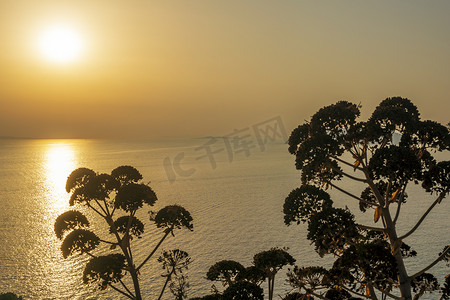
[{"left": 37, "top": 25, "right": 85, "bottom": 64}]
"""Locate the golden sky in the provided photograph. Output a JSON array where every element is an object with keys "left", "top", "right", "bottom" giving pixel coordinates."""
[{"left": 1, "top": 1, "right": 449, "bottom": 139}]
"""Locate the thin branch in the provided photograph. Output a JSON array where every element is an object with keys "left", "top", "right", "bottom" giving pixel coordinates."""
[
  {"left": 124, "top": 211, "right": 136, "bottom": 241},
  {"left": 360, "top": 167, "right": 388, "bottom": 208},
  {"left": 137, "top": 227, "right": 173, "bottom": 271},
  {"left": 99, "top": 239, "right": 117, "bottom": 245},
  {"left": 329, "top": 182, "right": 377, "bottom": 206},
  {"left": 398, "top": 196, "right": 441, "bottom": 240},
  {"left": 393, "top": 184, "right": 407, "bottom": 224},
  {"left": 410, "top": 246, "right": 450, "bottom": 279},
  {"left": 108, "top": 283, "right": 134, "bottom": 299},
  {"left": 331, "top": 166, "right": 367, "bottom": 182},
  {"left": 331, "top": 155, "right": 365, "bottom": 172},
  {"left": 103, "top": 198, "right": 113, "bottom": 219},
  {"left": 119, "top": 279, "right": 135, "bottom": 299},
  {"left": 94, "top": 199, "right": 108, "bottom": 216},
  {"left": 373, "top": 286, "right": 401, "bottom": 300},
  {"left": 104, "top": 207, "right": 141, "bottom": 298},
  {"left": 158, "top": 269, "right": 175, "bottom": 300},
  {"left": 86, "top": 202, "right": 106, "bottom": 218}
]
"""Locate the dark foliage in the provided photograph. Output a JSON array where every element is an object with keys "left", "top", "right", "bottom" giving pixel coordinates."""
[
  {"left": 359, "top": 181, "right": 407, "bottom": 212},
  {"left": 411, "top": 273, "right": 439, "bottom": 296},
  {"left": 287, "top": 266, "right": 329, "bottom": 292},
  {"left": 0, "top": 293, "right": 23, "bottom": 300},
  {"left": 83, "top": 254, "right": 126, "bottom": 289},
  {"left": 285, "top": 97, "right": 450, "bottom": 299},
  {"left": 56, "top": 165, "right": 193, "bottom": 300},
  {"left": 442, "top": 274, "right": 450, "bottom": 300},
  {"left": 111, "top": 165, "right": 143, "bottom": 186},
  {"left": 307, "top": 207, "right": 358, "bottom": 257},
  {"left": 368, "top": 145, "right": 422, "bottom": 184},
  {"left": 422, "top": 161, "right": 450, "bottom": 196},
  {"left": 158, "top": 249, "right": 191, "bottom": 275},
  {"left": 65, "top": 167, "right": 96, "bottom": 193},
  {"left": 110, "top": 215, "right": 144, "bottom": 237},
  {"left": 283, "top": 185, "right": 332, "bottom": 225},
  {"left": 222, "top": 281, "right": 264, "bottom": 300},
  {"left": 253, "top": 248, "right": 295, "bottom": 274},
  {"left": 329, "top": 240, "right": 398, "bottom": 292},
  {"left": 207, "top": 260, "right": 246, "bottom": 286},
  {"left": 400, "top": 242, "right": 417, "bottom": 258},
  {"left": 54, "top": 210, "right": 89, "bottom": 239},
  {"left": 61, "top": 229, "right": 100, "bottom": 258},
  {"left": 368, "top": 97, "right": 420, "bottom": 142},
  {"left": 115, "top": 183, "right": 157, "bottom": 212},
  {"left": 324, "top": 288, "right": 353, "bottom": 299},
  {"left": 152, "top": 205, "right": 194, "bottom": 231},
  {"left": 282, "top": 292, "right": 313, "bottom": 300},
  {"left": 68, "top": 172, "right": 118, "bottom": 206},
  {"left": 235, "top": 266, "right": 266, "bottom": 286},
  {"left": 254, "top": 248, "right": 295, "bottom": 300}
]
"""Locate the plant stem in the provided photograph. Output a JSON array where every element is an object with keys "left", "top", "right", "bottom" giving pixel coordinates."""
[
  {"left": 398, "top": 196, "right": 441, "bottom": 240},
  {"left": 410, "top": 246, "right": 450, "bottom": 279},
  {"left": 158, "top": 270, "right": 175, "bottom": 300},
  {"left": 137, "top": 227, "right": 173, "bottom": 271},
  {"left": 360, "top": 164, "right": 413, "bottom": 300},
  {"left": 108, "top": 283, "right": 134, "bottom": 299}
]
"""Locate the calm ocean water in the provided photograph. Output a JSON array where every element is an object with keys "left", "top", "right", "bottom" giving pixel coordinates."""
[{"left": 0, "top": 139, "right": 448, "bottom": 299}]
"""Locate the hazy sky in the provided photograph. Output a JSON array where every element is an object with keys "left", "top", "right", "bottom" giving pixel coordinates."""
[{"left": 1, "top": 1, "right": 449, "bottom": 139}]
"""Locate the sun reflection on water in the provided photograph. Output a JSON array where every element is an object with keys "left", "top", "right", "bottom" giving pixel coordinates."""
[
  {"left": 45, "top": 141, "right": 77, "bottom": 210},
  {"left": 19, "top": 140, "right": 97, "bottom": 299}
]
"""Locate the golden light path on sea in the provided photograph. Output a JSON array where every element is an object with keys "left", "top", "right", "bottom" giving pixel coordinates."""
[{"left": 44, "top": 141, "right": 77, "bottom": 210}]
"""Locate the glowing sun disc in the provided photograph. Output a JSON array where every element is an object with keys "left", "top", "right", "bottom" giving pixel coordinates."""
[{"left": 38, "top": 26, "right": 84, "bottom": 64}]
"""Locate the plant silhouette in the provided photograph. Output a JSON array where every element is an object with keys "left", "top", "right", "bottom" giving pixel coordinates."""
[
  {"left": 55, "top": 166, "right": 193, "bottom": 300},
  {"left": 284, "top": 97, "right": 449, "bottom": 299}
]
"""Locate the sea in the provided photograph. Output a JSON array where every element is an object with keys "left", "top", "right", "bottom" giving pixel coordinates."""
[{"left": 0, "top": 137, "right": 448, "bottom": 299}]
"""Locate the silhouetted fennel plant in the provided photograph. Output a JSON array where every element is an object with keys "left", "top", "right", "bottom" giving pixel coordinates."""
[
  {"left": 157, "top": 249, "right": 191, "bottom": 300},
  {"left": 253, "top": 248, "right": 295, "bottom": 300},
  {"left": 207, "top": 260, "right": 246, "bottom": 287},
  {"left": 201, "top": 248, "right": 294, "bottom": 300},
  {"left": 54, "top": 166, "right": 193, "bottom": 300},
  {"left": 284, "top": 97, "right": 449, "bottom": 300}
]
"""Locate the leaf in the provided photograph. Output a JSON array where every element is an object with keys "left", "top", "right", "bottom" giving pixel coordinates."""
[
  {"left": 389, "top": 188, "right": 401, "bottom": 202},
  {"left": 353, "top": 160, "right": 361, "bottom": 171},
  {"left": 374, "top": 207, "right": 382, "bottom": 223}
]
